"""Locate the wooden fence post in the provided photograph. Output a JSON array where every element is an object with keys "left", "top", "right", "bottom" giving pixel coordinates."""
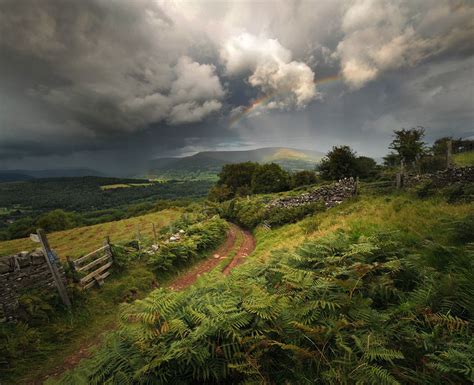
[
  {"left": 447, "top": 139, "right": 453, "bottom": 169},
  {"left": 104, "top": 235, "right": 114, "bottom": 260},
  {"left": 36, "top": 229, "right": 71, "bottom": 308},
  {"left": 136, "top": 225, "right": 141, "bottom": 250},
  {"left": 152, "top": 223, "right": 157, "bottom": 243}
]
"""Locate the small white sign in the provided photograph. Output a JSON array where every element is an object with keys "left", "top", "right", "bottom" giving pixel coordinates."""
[{"left": 30, "top": 233, "right": 40, "bottom": 243}]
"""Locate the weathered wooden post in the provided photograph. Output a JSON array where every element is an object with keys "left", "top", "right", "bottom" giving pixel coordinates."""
[
  {"left": 447, "top": 139, "right": 453, "bottom": 169},
  {"left": 104, "top": 236, "right": 112, "bottom": 258},
  {"left": 152, "top": 223, "right": 157, "bottom": 243},
  {"left": 136, "top": 225, "right": 141, "bottom": 250},
  {"left": 35, "top": 229, "right": 71, "bottom": 307}
]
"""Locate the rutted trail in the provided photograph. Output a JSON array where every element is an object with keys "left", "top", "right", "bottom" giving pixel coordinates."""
[
  {"left": 30, "top": 223, "right": 255, "bottom": 385},
  {"left": 169, "top": 223, "right": 255, "bottom": 290}
]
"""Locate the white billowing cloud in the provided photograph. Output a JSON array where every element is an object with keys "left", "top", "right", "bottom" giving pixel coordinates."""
[
  {"left": 221, "top": 33, "right": 317, "bottom": 110},
  {"left": 170, "top": 57, "right": 225, "bottom": 104},
  {"left": 336, "top": 0, "right": 474, "bottom": 88},
  {"left": 122, "top": 56, "right": 225, "bottom": 126},
  {"left": 168, "top": 100, "right": 222, "bottom": 125}
]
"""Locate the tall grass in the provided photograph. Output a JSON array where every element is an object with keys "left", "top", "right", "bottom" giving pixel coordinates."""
[{"left": 52, "top": 192, "right": 474, "bottom": 384}]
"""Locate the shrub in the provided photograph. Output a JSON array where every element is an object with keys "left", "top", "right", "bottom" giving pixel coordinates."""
[
  {"left": 149, "top": 217, "right": 228, "bottom": 272},
  {"left": 264, "top": 201, "right": 325, "bottom": 227},
  {"left": 36, "top": 209, "right": 79, "bottom": 232},
  {"left": 291, "top": 170, "right": 318, "bottom": 188}
]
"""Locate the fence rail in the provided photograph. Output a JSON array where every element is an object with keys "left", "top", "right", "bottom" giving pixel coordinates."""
[{"left": 68, "top": 237, "right": 114, "bottom": 290}]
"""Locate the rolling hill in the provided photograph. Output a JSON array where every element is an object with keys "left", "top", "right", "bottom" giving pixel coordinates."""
[
  {"left": 148, "top": 147, "right": 324, "bottom": 180},
  {"left": 0, "top": 168, "right": 105, "bottom": 182}
]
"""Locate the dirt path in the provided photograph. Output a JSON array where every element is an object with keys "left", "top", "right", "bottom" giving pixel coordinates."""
[
  {"left": 222, "top": 227, "right": 256, "bottom": 275},
  {"left": 31, "top": 223, "right": 255, "bottom": 385},
  {"left": 168, "top": 223, "right": 255, "bottom": 289}
]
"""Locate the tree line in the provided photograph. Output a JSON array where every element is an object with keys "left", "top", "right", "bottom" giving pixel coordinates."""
[{"left": 209, "top": 128, "right": 473, "bottom": 202}]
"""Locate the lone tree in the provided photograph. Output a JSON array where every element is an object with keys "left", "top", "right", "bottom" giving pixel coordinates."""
[
  {"left": 388, "top": 127, "right": 427, "bottom": 168},
  {"left": 319, "top": 145, "right": 359, "bottom": 180}
]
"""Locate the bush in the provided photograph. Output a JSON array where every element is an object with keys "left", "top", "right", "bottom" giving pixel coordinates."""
[
  {"left": 36, "top": 209, "right": 79, "bottom": 232},
  {"left": 264, "top": 201, "right": 325, "bottom": 227},
  {"left": 149, "top": 217, "right": 228, "bottom": 272},
  {"left": 291, "top": 170, "right": 318, "bottom": 188}
]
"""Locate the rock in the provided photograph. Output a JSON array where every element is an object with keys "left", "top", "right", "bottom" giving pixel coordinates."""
[
  {"left": 213, "top": 254, "right": 220, "bottom": 259},
  {"left": 267, "top": 177, "right": 356, "bottom": 210},
  {"left": 0, "top": 260, "right": 12, "bottom": 274}
]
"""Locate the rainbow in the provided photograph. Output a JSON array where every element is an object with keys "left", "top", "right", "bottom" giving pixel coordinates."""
[{"left": 229, "top": 74, "right": 341, "bottom": 127}]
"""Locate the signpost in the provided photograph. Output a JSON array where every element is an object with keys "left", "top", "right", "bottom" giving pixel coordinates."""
[{"left": 32, "top": 229, "right": 71, "bottom": 308}]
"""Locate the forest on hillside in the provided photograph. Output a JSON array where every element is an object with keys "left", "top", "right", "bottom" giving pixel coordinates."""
[{"left": 0, "top": 177, "right": 212, "bottom": 240}]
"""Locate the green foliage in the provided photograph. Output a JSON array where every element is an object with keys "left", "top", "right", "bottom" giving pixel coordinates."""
[
  {"left": 0, "top": 177, "right": 211, "bottom": 240},
  {"left": 37, "top": 209, "right": 79, "bottom": 232},
  {"left": 319, "top": 145, "right": 359, "bottom": 180},
  {"left": 355, "top": 156, "right": 378, "bottom": 179},
  {"left": 207, "top": 183, "right": 233, "bottom": 202},
  {"left": 264, "top": 202, "right": 325, "bottom": 227},
  {"left": 59, "top": 226, "right": 474, "bottom": 384},
  {"left": 448, "top": 214, "right": 474, "bottom": 244},
  {"left": 251, "top": 163, "right": 291, "bottom": 194},
  {"left": 149, "top": 216, "right": 228, "bottom": 272},
  {"left": 441, "top": 182, "right": 474, "bottom": 203},
  {"left": 217, "top": 162, "right": 259, "bottom": 192},
  {"left": 388, "top": 126, "right": 427, "bottom": 166},
  {"left": 291, "top": 170, "right": 318, "bottom": 188},
  {"left": 209, "top": 162, "right": 291, "bottom": 201}
]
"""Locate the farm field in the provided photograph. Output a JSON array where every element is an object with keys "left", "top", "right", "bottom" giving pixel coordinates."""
[{"left": 0, "top": 209, "right": 180, "bottom": 259}]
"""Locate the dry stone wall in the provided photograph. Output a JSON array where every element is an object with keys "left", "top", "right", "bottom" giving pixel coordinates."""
[
  {"left": 268, "top": 178, "right": 357, "bottom": 209},
  {"left": 0, "top": 249, "right": 66, "bottom": 322},
  {"left": 404, "top": 166, "right": 474, "bottom": 188}
]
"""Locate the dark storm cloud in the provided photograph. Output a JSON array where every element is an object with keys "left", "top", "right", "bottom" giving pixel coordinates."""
[{"left": 0, "top": 0, "right": 473, "bottom": 171}]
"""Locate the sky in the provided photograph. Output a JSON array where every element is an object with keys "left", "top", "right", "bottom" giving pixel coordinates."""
[{"left": 0, "top": 0, "right": 473, "bottom": 175}]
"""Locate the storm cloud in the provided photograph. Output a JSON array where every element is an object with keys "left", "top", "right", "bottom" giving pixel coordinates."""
[{"left": 0, "top": 0, "right": 473, "bottom": 173}]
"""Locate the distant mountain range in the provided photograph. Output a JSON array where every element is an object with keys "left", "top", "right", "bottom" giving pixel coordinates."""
[
  {"left": 148, "top": 147, "right": 324, "bottom": 180},
  {"left": 0, "top": 168, "right": 105, "bottom": 182}
]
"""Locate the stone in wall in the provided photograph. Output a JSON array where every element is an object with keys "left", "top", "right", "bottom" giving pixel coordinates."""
[
  {"left": 404, "top": 166, "right": 474, "bottom": 188},
  {"left": 0, "top": 249, "right": 66, "bottom": 322},
  {"left": 268, "top": 177, "right": 357, "bottom": 209}
]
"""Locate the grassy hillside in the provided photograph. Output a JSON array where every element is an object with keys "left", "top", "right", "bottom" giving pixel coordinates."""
[
  {"left": 54, "top": 186, "right": 474, "bottom": 384},
  {"left": 148, "top": 147, "right": 323, "bottom": 180},
  {"left": 0, "top": 209, "right": 228, "bottom": 384},
  {"left": 453, "top": 151, "right": 474, "bottom": 167},
  {"left": 0, "top": 209, "right": 180, "bottom": 259},
  {"left": 0, "top": 177, "right": 211, "bottom": 241}
]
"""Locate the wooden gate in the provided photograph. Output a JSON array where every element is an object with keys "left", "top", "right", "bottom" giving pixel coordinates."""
[{"left": 68, "top": 237, "right": 114, "bottom": 289}]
